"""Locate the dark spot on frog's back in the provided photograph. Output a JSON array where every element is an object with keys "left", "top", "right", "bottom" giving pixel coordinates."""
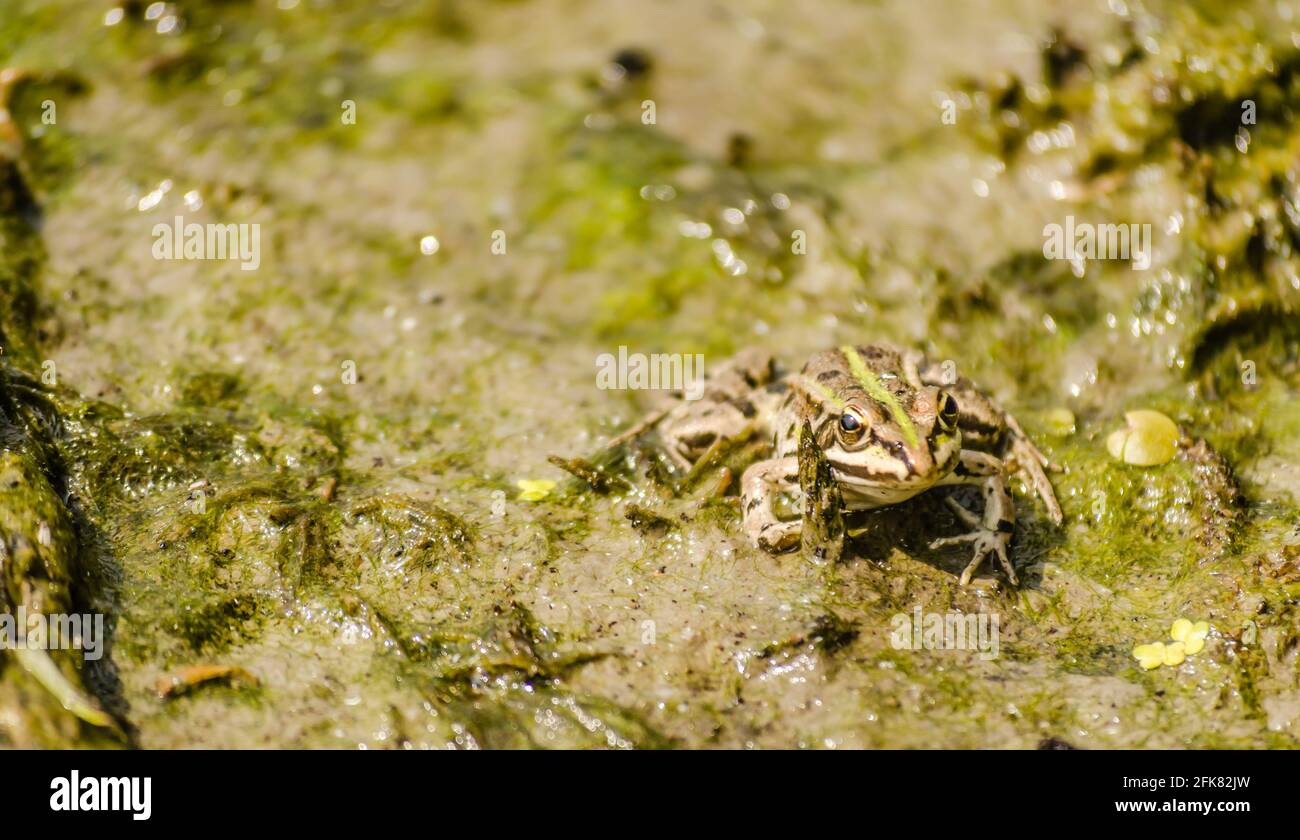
[
  {"left": 816, "top": 369, "right": 839, "bottom": 384},
  {"left": 765, "top": 380, "right": 789, "bottom": 395},
  {"left": 729, "top": 397, "right": 757, "bottom": 419}
]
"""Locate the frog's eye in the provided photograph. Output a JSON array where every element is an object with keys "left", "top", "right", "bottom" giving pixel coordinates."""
[
  {"left": 837, "top": 410, "right": 865, "bottom": 444},
  {"left": 937, "top": 393, "right": 960, "bottom": 432}
]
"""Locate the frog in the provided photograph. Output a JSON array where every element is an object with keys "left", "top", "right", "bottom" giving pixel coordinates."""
[{"left": 653, "top": 344, "right": 1062, "bottom": 586}]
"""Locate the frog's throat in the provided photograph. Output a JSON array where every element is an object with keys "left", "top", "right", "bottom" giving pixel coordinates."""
[{"left": 840, "top": 345, "right": 920, "bottom": 449}]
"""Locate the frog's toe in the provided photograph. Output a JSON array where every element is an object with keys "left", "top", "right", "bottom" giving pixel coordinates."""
[
  {"left": 1026, "top": 466, "right": 1063, "bottom": 524},
  {"left": 943, "top": 496, "right": 981, "bottom": 528},
  {"left": 934, "top": 530, "right": 1017, "bottom": 586},
  {"left": 957, "top": 552, "right": 984, "bottom": 587},
  {"left": 990, "top": 535, "right": 1018, "bottom": 585},
  {"left": 1022, "top": 440, "right": 1052, "bottom": 467},
  {"left": 755, "top": 520, "right": 801, "bottom": 553},
  {"left": 1009, "top": 442, "right": 1063, "bottom": 525},
  {"left": 930, "top": 532, "right": 978, "bottom": 549}
]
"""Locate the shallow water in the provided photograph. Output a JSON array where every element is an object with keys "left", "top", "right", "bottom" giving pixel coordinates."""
[{"left": 1, "top": 0, "right": 1299, "bottom": 748}]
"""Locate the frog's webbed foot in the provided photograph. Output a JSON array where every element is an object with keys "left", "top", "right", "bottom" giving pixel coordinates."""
[
  {"left": 930, "top": 527, "right": 1016, "bottom": 587},
  {"left": 741, "top": 456, "right": 801, "bottom": 552},
  {"left": 933, "top": 450, "right": 1019, "bottom": 586}
]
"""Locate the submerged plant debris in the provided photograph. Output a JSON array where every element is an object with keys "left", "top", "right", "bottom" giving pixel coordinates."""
[{"left": 1, "top": 0, "right": 1300, "bottom": 748}]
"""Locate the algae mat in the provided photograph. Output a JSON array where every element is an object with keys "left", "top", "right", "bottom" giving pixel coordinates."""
[{"left": 1, "top": 0, "right": 1300, "bottom": 748}]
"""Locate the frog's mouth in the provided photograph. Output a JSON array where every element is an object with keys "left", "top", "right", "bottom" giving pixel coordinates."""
[
  {"left": 831, "top": 463, "right": 945, "bottom": 493},
  {"left": 827, "top": 432, "right": 961, "bottom": 488}
]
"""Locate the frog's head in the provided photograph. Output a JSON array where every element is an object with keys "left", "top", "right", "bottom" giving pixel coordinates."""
[{"left": 800, "top": 345, "right": 962, "bottom": 497}]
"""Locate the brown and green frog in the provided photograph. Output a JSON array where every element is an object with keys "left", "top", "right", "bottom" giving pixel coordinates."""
[{"left": 650, "top": 344, "right": 1062, "bottom": 586}]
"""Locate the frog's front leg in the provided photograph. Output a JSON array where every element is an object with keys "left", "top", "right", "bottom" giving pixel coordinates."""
[
  {"left": 930, "top": 450, "right": 1019, "bottom": 586},
  {"left": 908, "top": 352, "right": 1062, "bottom": 525},
  {"left": 740, "top": 456, "right": 801, "bottom": 552}
]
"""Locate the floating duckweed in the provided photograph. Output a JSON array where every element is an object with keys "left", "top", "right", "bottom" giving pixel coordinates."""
[
  {"left": 1133, "top": 618, "right": 1212, "bottom": 670},
  {"left": 1106, "top": 409, "right": 1179, "bottom": 466},
  {"left": 516, "top": 479, "right": 556, "bottom": 501},
  {"left": 1133, "top": 642, "right": 1166, "bottom": 670},
  {"left": 1171, "top": 618, "right": 1210, "bottom": 655},
  {"left": 1043, "top": 407, "right": 1076, "bottom": 436}
]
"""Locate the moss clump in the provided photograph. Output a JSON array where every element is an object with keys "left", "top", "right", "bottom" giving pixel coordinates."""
[{"left": 799, "top": 420, "right": 844, "bottom": 565}]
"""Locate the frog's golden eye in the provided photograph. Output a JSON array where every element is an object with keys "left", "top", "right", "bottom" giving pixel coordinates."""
[
  {"left": 937, "top": 392, "right": 960, "bottom": 432},
  {"left": 837, "top": 410, "right": 865, "bottom": 444}
]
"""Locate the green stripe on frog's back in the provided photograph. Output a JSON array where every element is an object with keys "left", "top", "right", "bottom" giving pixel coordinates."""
[
  {"left": 840, "top": 345, "right": 919, "bottom": 449},
  {"left": 799, "top": 377, "right": 845, "bottom": 411}
]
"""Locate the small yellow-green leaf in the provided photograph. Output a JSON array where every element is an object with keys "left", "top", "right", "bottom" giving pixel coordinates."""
[
  {"left": 1107, "top": 410, "right": 1179, "bottom": 466},
  {"left": 1170, "top": 617, "right": 1210, "bottom": 654},
  {"left": 1133, "top": 642, "right": 1165, "bottom": 670},
  {"left": 516, "top": 478, "right": 556, "bottom": 502},
  {"left": 1185, "top": 621, "right": 1210, "bottom": 654}
]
